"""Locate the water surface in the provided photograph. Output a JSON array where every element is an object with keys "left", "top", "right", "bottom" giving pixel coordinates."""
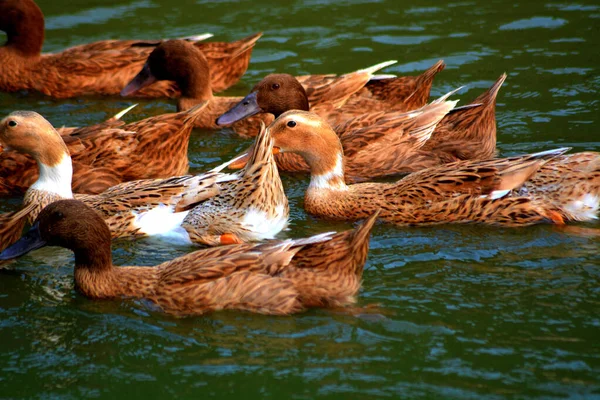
[{"left": 1, "top": 0, "right": 599, "bottom": 398}]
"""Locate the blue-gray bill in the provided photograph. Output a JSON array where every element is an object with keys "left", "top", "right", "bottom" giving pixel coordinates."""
[
  {"left": 0, "top": 222, "right": 47, "bottom": 260},
  {"left": 216, "top": 91, "right": 261, "bottom": 125},
  {"left": 121, "top": 63, "right": 157, "bottom": 96}
]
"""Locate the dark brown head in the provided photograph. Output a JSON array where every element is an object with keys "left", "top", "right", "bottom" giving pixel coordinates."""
[
  {"left": 216, "top": 74, "right": 309, "bottom": 125},
  {"left": 0, "top": 200, "right": 112, "bottom": 267},
  {"left": 0, "top": 0, "right": 45, "bottom": 55},
  {"left": 121, "top": 40, "right": 212, "bottom": 100}
]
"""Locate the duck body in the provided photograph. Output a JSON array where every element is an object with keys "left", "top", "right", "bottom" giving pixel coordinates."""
[
  {"left": 0, "top": 0, "right": 261, "bottom": 97},
  {"left": 267, "top": 111, "right": 600, "bottom": 227},
  {"left": 181, "top": 123, "right": 289, "bottom": 246},
  {"left": 0, "top": 105, "right": 205, "bottom": 196},
  {"left": 0, "top": 200, "right": 377, "bottom": 316}
]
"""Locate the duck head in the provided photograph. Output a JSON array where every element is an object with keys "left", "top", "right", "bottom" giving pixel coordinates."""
[
  {"left": 216, "top": 74, "right": 309, "bottom": 125},
  {"left": 0, "top": 0, "right": 45, "bottom": 56},
  {"left": 0, "top": 200, "right": 111, "bottom": 266},
  {"left": 121, "top": 40, "right": 213, "bottom": 101},
  {"left": 0, "top": 111, "right": 73, "bottom": 197}
]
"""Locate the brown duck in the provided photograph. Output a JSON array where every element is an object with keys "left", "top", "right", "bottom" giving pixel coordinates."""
[
  {"left": 216, "top": 61, "right": 445, "bottom": 136},
  {"left": 0, "top": 106, "right": 205, "bottom": 196},
  {"left": 220, "top": 71, "right": 506, "bottom": 179},
  {"left": 0, "top": 0, "right": 261, "bottom": 97},
  {"left": 0, "top": 200, "right": 378, "bottom": 316},
  {"left": 263, "top": 110, "right": 600, "bottom": 226}
]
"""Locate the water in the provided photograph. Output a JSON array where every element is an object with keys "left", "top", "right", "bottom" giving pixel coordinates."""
[{"left": 1, "top": 0, "right": 599, "bottom": 398}]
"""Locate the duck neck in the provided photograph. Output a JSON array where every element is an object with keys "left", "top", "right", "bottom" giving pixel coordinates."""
[
  {"left": 305, "top": 145, "right": 347, "bottom": 191},
  {"left": 4, "top": 1, "right": 45, "bottom": 56},
  {"left": 74, "top": 246, "right": 157, "bottom": 299},
  {"left": 178, "top": 69, "right": 214, "bottom": 103},
  {"left": 31, "top": 152, "right": 73, "bottom": 198}
]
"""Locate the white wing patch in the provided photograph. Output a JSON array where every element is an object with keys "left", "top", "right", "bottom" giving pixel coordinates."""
[
  {"left": 134, "top": 204, "right": 192, "bottom": 244},
  {"left": 564, "top": 194, "right": 599, "bottom": 221},
  {"left": 241, "top": 204, "right": 288, "bottom": 240}
]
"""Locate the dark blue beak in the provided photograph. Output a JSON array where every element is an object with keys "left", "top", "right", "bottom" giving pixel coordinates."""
[
  {"left": 0, "top": 222, "right": 47, "bottom": 260},
  {"left": 121, "top": 63, "right": 157, "bottom": 96},
  {"left": 216, "top": 91, "right": 261, "bottom": 125}
]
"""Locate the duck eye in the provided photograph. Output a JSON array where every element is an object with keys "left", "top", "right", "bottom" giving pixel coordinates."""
[
  {"left": 55, "top": 211, "right": 65, "bottom": 220},
  {"left": 7, "top": 120, "right": 17, "bottom": 127},
  {"left": 272, "top": 83, "right": 280, "bottom": 90},
  {"left": 287, "top": 120, "right": 296, "bottom": 128}
]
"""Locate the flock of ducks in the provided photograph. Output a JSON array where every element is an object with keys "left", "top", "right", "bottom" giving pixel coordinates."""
[{"left": 0, "top": 0, "right": 599, "bottom": 316}]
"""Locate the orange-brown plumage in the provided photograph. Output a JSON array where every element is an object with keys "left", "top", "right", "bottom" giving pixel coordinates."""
[
  {"left": 422, "top": 74, "right": 507, "bottom": 161},
  {"left": 0, "top": 0, "right": 260, "bottom": 97},
  {"left": 0, "top": 200, "right": 378, "bottom": 316}
]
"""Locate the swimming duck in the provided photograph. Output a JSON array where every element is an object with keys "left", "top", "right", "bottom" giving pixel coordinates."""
[
  {"left": 122, "top": 39, "right": 399, "bottom": 135},
  {"left": 216, "top": 61, "right": 445, "bottom": 136},
  {"left": 224, "top": 74, "right": 507, "bottom": 181},
  {"left": 0, "top": 0, "right": 261, "bottom": 97},
  {"left": 0, "top": 116, "right": 286, "bottom": 249},
  {"left": 261, "top": 110, "right": 600, "bottom": 226},
  {"left": 230, "top": 92, "right": 460, "bottom": 182},
  {"left": 0, "top": 106, "right": 205, "bottom": 196},
  {"left": 0, "top": 200, "right": 378, "bottom": 315}
]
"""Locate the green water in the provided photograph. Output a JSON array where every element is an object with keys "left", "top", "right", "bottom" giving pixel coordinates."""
[{"left": 1, "top": 0, "right": 599, "bottom": 398}]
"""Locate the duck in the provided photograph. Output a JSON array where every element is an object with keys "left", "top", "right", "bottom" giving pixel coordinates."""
[
  {"left": 259, "top": 110, "right": 600, "bottom": 226},
  {"left": 0, "top": 105, "right": 205, "bottom": 196},
  {"left": 121, "top": 39, "right": 402, "bottom": 136},
  {"left": 218, "top": 71, "right": 506, "bottom": 179},
  {"left": 230, "top": 92, "right": 460, "bottom": 183},
  {"left": 0, "top": 0, "right": 262, "bottom": 97},
  {"left": 0, "top": 116, "right": 286, "bottom": 250},
  {"left": 0, "top": 199, "right": 378, "bottom": 316},
  {"left": 215, "top": 61, "right": 446, "bottom": 131},
  {"left": 216, "top": 61, "right": 446, "bottom": 136}
]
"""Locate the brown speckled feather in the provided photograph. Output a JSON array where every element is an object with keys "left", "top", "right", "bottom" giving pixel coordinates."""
[
  {"left": 352, "top": 60, "right": 446, "bottom": 110},
  {"left": 422, "top": 74, "right": 507, "bottom": 161},
  {"left": 0, "top": 202, "right": 37, "bottom": 253},
  {"left": 3, "top": 173, "right": 226, "bottom": 253},
  {"left": 2, "top": 200, "right": 376, "bottom": 316}
]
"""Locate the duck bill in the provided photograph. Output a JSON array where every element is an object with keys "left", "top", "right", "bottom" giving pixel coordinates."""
[
  {"left": 216, "top": 91, "right": 261, "bottom": 125},
  {"left": 228, "top": 146, "right": 280, "bottom": 169},
  {"left": 121, "top": 63, "right": 157, "bottom": 96},
  {"left": 0, "top": 222, "right": 47, "bottom": 260}
]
